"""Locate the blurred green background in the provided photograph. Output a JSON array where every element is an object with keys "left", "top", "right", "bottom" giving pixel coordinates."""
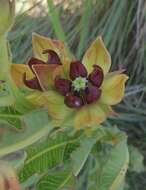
[{"left": 9, "top": 0, "right": 146, "bottom": 189}]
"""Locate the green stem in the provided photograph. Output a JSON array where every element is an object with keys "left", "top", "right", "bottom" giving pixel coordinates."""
[{"left": 0, "top": 35, "right": 10, "bottom": 78}]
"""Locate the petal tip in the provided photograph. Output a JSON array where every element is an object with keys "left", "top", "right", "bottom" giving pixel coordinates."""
[{"left": 101, "top": 73, "right": 129, "bottom": 105}]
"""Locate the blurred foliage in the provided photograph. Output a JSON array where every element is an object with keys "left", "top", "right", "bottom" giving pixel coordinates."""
[{"left": 8, "top": 0, "right": 146, "bottom": 189}]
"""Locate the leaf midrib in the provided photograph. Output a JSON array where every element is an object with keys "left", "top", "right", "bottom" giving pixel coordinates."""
[
  {"left": 26, "top": 138, "right": 77, "bottom": 165},
  {"left": 58, "top": 173, "right": 72, "bottom": 190}
]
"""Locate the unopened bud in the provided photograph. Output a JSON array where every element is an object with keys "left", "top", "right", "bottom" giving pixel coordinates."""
[{"left": 0, "top": 0, "right": 15, "bottom": 36}]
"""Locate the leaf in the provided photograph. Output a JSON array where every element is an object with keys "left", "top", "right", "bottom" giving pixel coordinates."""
[
  {"left": 47, "top": 0, "right": 66, "bottom": 42},
  {"left": 63, "top": 132, "right": 81, "bottom": 161},
  {"left": 97, "top": 140, "right": 129, "bottom": 190},
  {"left": 19, "top": 132, "right": 79, "bottom": 182},
  {"left": 0, "top": 108, "right": 52, "bottom": 157},
  {"left": 71, "top": 128, "right": 105, "bottom": 176},
  {"left": 0, "top": 151, "right": 27, "bottom": 170},
  {"left": 0, "top": 107, "right": 22, "bottom": 130},
  {"left": 10, "top": 81, "right": 36, "bottom": 114},
  {"left": 21, "top": 174, "right": 39, "bottom": 190},
  {"left": 77, "top": 0, "right": 92, "bottom": 57},
  {"left": 129, "top": 145, "right": 145, "bottom": 173},
  {"left": 36, "top": 167, "right": 75, "bottom": 190},
  {"left": 0, "top": 81, "right": 14, "bottom": 107}
]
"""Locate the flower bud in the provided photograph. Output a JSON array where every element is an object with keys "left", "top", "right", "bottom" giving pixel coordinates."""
[
  {"left": 43, "top": 49, "right": 61, "bottom": 65},
  {"left": 0, "top": 0, "right": 15, "bottom": 36}
]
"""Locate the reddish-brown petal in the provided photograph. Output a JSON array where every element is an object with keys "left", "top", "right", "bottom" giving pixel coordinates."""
[
  {"left": 69, "top": 61, "right": 88, "bottom": 80},
  {"left": 28, "top": 57, "right": 45, "bottom": 73},
  {"left": 32, "top": 64, "right": 60, "bottom": 91},
  {"left": 88, "top": 65, "right": 104, "bottom": 87},
  {"left": 23, "top": 73, "right": 42, "bottom": 91},
  {"left": 85, "top": 85, "right": 101, "bottom": 104},
  {"left": 64, "top": 95, "right": 83, "bottom": 108},
  {"left": 42, "top": 49, "right": 61, "bottom": 65},
  {"left": 55, "top": 78, "right": 71, "bottom": 96}
]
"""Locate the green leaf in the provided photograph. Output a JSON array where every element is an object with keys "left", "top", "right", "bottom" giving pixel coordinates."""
[
  {"left": 77, "top": 0, "right": 92, "bottom": 57},
  {"left": 0, "top": 80, "right": 14, "bottom": 107},
  {"left": 1, "top": 151, "right": 27, "bottom": 170},
  {"left": 47, "top": 0, "right": 66, "bottom": 42},
  {"left": 71, "top": 128, "right": 105, "bottom": 176},
  {"left": 0, "top": 107, "right": 22, "bottom": 130},
  {"left": 129, "top": 145, "right": 145, "bottom": 173},
  {"left": 9, "top": 80, "right": 36, "bottom": 114},
  {"left": 97, "top": 140, "right": 129, "bottom": 190},
  {"left": 19, "top": 132, "right": 79, "bottom": 182},
  {"left": 0, "top": 109, "right": 52, "bottom": 157},
  {"left": 36, "top": 167, "right": 75, "bottom": 190},
  {"left": 21, "top": 174, "right": 39, "bottom": 190}
]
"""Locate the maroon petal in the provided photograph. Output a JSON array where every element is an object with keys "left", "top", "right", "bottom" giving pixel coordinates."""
[
  {"left": 70, "top": 61, "right": 88, "bottom": 80},
  {"left": 88, "top": 65, "right": 104, "bottom": 87},
  {"left": 64, "top": 95, "right": 83, "bottom": 108},
  {"left": 23, "top": 73, "right": 42, "bottom": 91},
  {"left": 85, "top": 86, "right": 101, "bottom": 104},
  {"left": 42, "top": 49, "right": 61, "bottom": 65},
  {"left": 28, "top": 57, "right": 45, "bottom": 73},
  {"left": 55, "top": 78, "right": 71, "bottom": 96}
]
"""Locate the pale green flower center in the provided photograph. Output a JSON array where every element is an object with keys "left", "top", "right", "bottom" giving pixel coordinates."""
[{"left": 72, "top": 77, "right": 88, "bottom": 91}]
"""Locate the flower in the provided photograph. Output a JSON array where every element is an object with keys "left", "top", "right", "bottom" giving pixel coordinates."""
[{"left": 11, "top": 33, "right": 128, "bottom": 129}]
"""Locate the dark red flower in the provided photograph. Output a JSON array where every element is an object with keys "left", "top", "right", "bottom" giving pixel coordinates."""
[
  {"left": 64, "top": 95, "right": 83, "bottom": 108},
  {"left": 23, "top": 73, "right": 42, "bottom": 91},
  {"left": 23, "top": 50, "right": 61, "bottom": 91},
  {"left": 55, "top": 78, "right": 71, "bottom": 96},
  {"left": 85, "top": 86, "right": 101, "bottom": 104},
  {"left": 23, "top": 48, "right": 104, "bottom": 108},
  {"left": 55, "top": 61, "right": 104, "bottom": 108},
  {"left": 28, "top": 57, "right": 45, "bottom": 74},
  {"left": 88, "top": 65, "right": 104, "bottom": 87},
  {"left": 70, "top": 61, "right": 88, "bottom": 80},
  {"left": 43, "top": 49, "right": 61, "bottom": 65}
]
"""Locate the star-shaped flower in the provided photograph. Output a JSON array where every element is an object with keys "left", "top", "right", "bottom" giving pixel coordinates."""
[{"left": 11, "top": 33, "right": 128, "bottom": 129}]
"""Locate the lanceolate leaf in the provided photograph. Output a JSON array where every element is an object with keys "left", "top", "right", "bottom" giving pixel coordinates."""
[
  {"left": 36, "top": 168, "right": 75, "bottom": 190},
  {"left": 47, "top": 0, "right": 66, "bottom": 42},
  {"left": 77, "top": 0, "right": 92, "bottom": 57},
  {"left": 19, "top": 133, "right": 79, "bottom": 182},
  {"left": 71, "top": 128, "right": 105, "bottom": 176},
  {"left": 97, "top": 140, "right": 129, "bottom": 190},
  {"left": 0, "top": 109, "right": 52, "bottom": 157}
]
